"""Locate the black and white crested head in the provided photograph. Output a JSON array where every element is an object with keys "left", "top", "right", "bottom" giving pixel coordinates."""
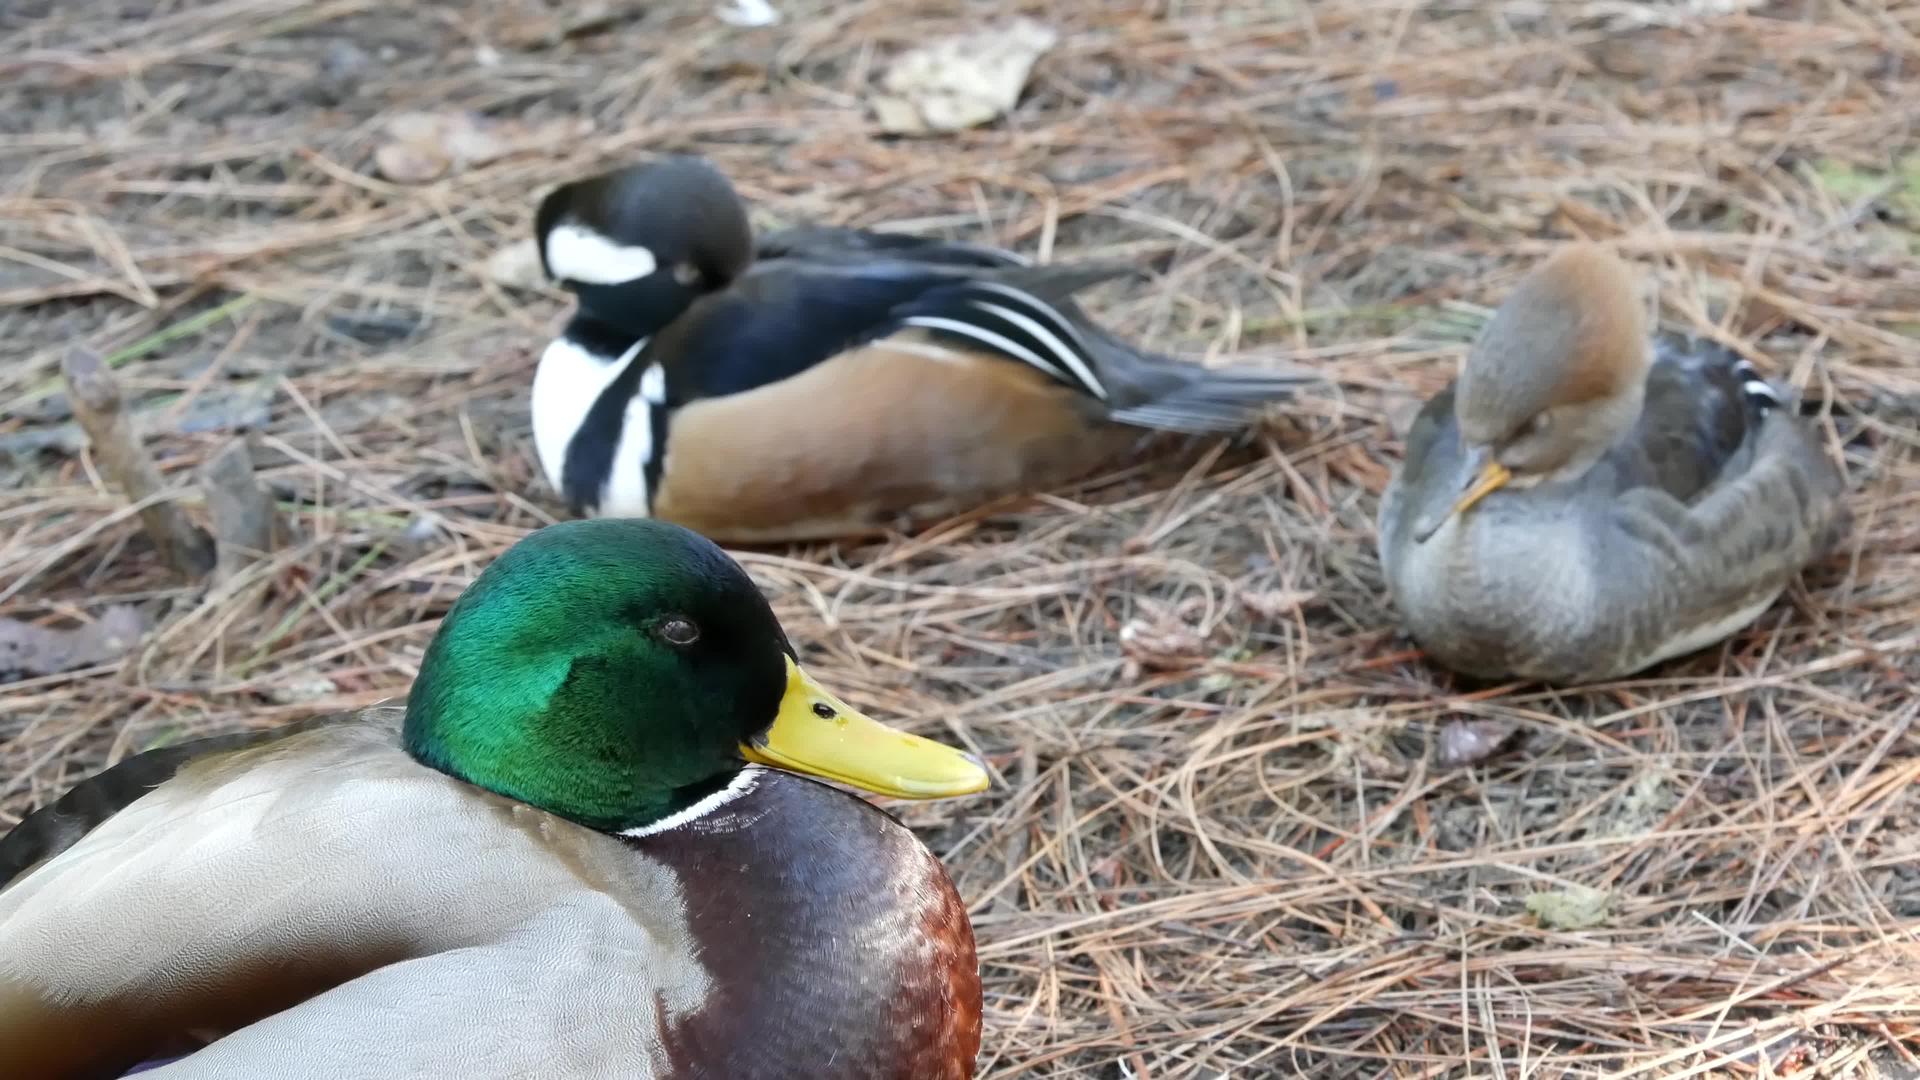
[
  {"left": 530, "top": 158, "right": 752, "bottom": 517},
  {"left": 536, "top": 157, "right": 754, "bottom": 286}
]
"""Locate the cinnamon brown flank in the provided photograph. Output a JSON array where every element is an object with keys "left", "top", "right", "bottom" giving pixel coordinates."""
[{"left": 651, "top": 334, "right": 1137, "bottom": 543}]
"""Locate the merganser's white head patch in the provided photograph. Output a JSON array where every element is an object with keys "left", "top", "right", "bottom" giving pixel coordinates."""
[{"left": 545, "top": 222, "right": 659, "bottom": 286}]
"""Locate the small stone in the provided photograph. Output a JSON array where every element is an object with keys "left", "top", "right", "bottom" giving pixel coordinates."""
[
  {"left": 267, "top": 676, "right": 339, "bottom": 705},
  {"left": 1525, "top": 885, "right": 1611, "bottom": 931}
]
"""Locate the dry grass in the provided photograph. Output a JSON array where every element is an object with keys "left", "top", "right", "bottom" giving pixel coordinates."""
[{"left": 4, "top": 0, "right": 1920, "bottom": 1075}]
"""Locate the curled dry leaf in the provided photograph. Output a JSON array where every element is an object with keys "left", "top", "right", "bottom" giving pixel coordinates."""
[
  {"left": 1330, "top": 725, "right": 1413, "bottom": 780},
  {"left": 1119, "top": 601, "right": 1209, "bottom": 673},
  {"left": 375, "top": 112, "right": 594, "bottom": 184},
  {"left": 1238, "top": 587, "right": 1316, "bottom": 621},
  {"left": 0, "top": 605, "right": 149, "bottom": 682},
  {"left": 1524, "top": 885, "right": 1611, "bottom": 931},
  {"left": 267, "top": 676, "right": 341, "bottom": 705},
  {"left": 1436, "top": 717, "right": 1523, "bottom": 768},
  {"left": 871, "top": 19, "right": 1058, "bottom": 135},
  {"left": 485, "top": 238, "right": 547, "bottom": 290}
]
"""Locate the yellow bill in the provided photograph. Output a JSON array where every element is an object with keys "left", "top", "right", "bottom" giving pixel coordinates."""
[
  {"left": 741, "top": 657, "right": 989, "bottom": 799},
  {"left": 1412, "top": 459, "right": 1513, "bottom": 544}
]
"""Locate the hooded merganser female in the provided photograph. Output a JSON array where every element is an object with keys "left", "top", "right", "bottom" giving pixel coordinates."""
[{"left": 1378, "top": 244, "right": 1847, "bottom": 684}]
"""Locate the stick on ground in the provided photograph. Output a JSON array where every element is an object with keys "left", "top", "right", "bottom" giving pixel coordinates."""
[{"left": 61, "top": 347, "right": 215, "bottom": 580}]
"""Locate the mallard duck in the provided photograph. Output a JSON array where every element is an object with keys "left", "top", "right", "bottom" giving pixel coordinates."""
[
  {"left": 529, "top": 155, "right": 1308, "bottom": 542},
  {"left": 0, "top": 519, "right": 990, "bottom": 1079},
  {"left": 1377, "top": 244, "right": 1847, "bottom": 684}
]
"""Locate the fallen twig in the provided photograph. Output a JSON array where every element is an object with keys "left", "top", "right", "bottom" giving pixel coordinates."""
[{"left": 60, "top": 346, "right": 214, "bottom": 580}]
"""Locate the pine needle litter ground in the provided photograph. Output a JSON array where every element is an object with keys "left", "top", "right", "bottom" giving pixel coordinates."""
[{"left": 3, "top": 1, "right": 1919, "bottom": 1076}]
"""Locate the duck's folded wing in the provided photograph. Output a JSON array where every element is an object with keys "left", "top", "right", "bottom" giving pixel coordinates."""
[
  {"left": 139, "top": 904, "right": 676, "bottom": 1080},
  {"left": 1625, "top": 337, "right": 1772, "bottom": 500},
  {"left": 755, "top": 225, "right": 1028, "bottom": 268},
  {"left": 1594, "top": 411, "right": 1845, "bottom": 657},
  {"left": 0, "top": 716, "right": 342, "bottom": 890},
  {"left": 658, "top": 259, "right": 1134, "bottom": 403},
  {"left": 0, "top": 714, "right": 689, "bottom": 1079}
]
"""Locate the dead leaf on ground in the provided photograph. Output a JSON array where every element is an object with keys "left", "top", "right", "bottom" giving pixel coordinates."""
[
  {"left": 267, "top": 675, "right": 340, "bottom": 705},
  {"left": 1238, "top": 587, "right": 1317, "bottom": 621},
  {"left": 1435, "top": 717, "right": 1523, "bottom": 767},
  {"left": 1525, "top": 885, "right": 1611, "bottom": 930},
  {"left": 0, "top": 605, "right": 148, "bottom": 682},
  {"left": 870, "top": 19, "right": 1058, "bottom": 135},
  {"left": 485, "top": 238, "right": 546, "bottom": 290},
  {"left": 375, "top": 112, "right": 594, "bottom": 184},
  {"left": 1119, "top": 601, "right": 1209, "bottom": 674},
  {"left": 1329, "top": 717, "right": 1414, "bottom": 780}
]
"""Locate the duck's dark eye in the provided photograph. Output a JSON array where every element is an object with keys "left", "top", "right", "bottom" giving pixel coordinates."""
[
  {"left": 812, "top": 702, "right": 836, "bottom": 719},
  {"left": 1517, "top": 411, "right": 1553, "bottom": 439},
  {"left": 658, "top": 617, "right": 700, "bottom": 647},
  {"left": 672, "top": 263, "right": 702, "bottom": 287}
]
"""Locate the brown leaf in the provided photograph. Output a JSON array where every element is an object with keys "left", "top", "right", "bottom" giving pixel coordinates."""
[
  {"left": 1238, "top": 588, "right": 1317, "bottom": 621},
  {"left": 1119, "top": 602, "right": 1209, "bottom": 672},
  {"left": 870, "top": 19, "right": 1058, "bottom": 135},
  {"left": 485, "top": 238, "right": 547, "bottom": 290},
  {"left": 0, "top": 605, "right": 148, "bottom": 682},
  {"left": 373, "top": 140, "right": 450, "bottom": 184},
  {"left": 375, "top": 112, "right": 594, "bottom": 183},
  {"left": 1524, "top": 885, "right": 1611, "bottom": 930},
  {"left": 1435, "top": 717, "right": 1522, "bottom": 768}
]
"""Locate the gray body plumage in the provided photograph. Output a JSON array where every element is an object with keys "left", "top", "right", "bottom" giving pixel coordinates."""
[{"left": 1379, "top": 337, "right": 1846, "bottom": 684}]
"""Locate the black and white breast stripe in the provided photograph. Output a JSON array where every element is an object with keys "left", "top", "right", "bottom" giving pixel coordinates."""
[
  {"left": 531, "top": 321, "right": 670, "bottom": 518},
  {"left": 897, "top": 281, "right": 1110, "bottom": 401}
]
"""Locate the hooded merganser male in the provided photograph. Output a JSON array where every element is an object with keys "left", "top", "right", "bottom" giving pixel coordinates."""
[
  {"left": 1378, "top": 244, "right": 1847, "bottom": 685},
  {"left": 529, "top": 156, "right": 1308, "bottom": 542}
]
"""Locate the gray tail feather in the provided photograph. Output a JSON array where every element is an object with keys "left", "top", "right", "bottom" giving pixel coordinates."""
[
  {"left": 978, "top": 264, "right": 1313, "bottom": 432},
  {"left": 986, "top": 262, "right": 1140, "bottom": 300},
  {"left": 1105, "top": 363, "right": 1312, "bottom": 434}
]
